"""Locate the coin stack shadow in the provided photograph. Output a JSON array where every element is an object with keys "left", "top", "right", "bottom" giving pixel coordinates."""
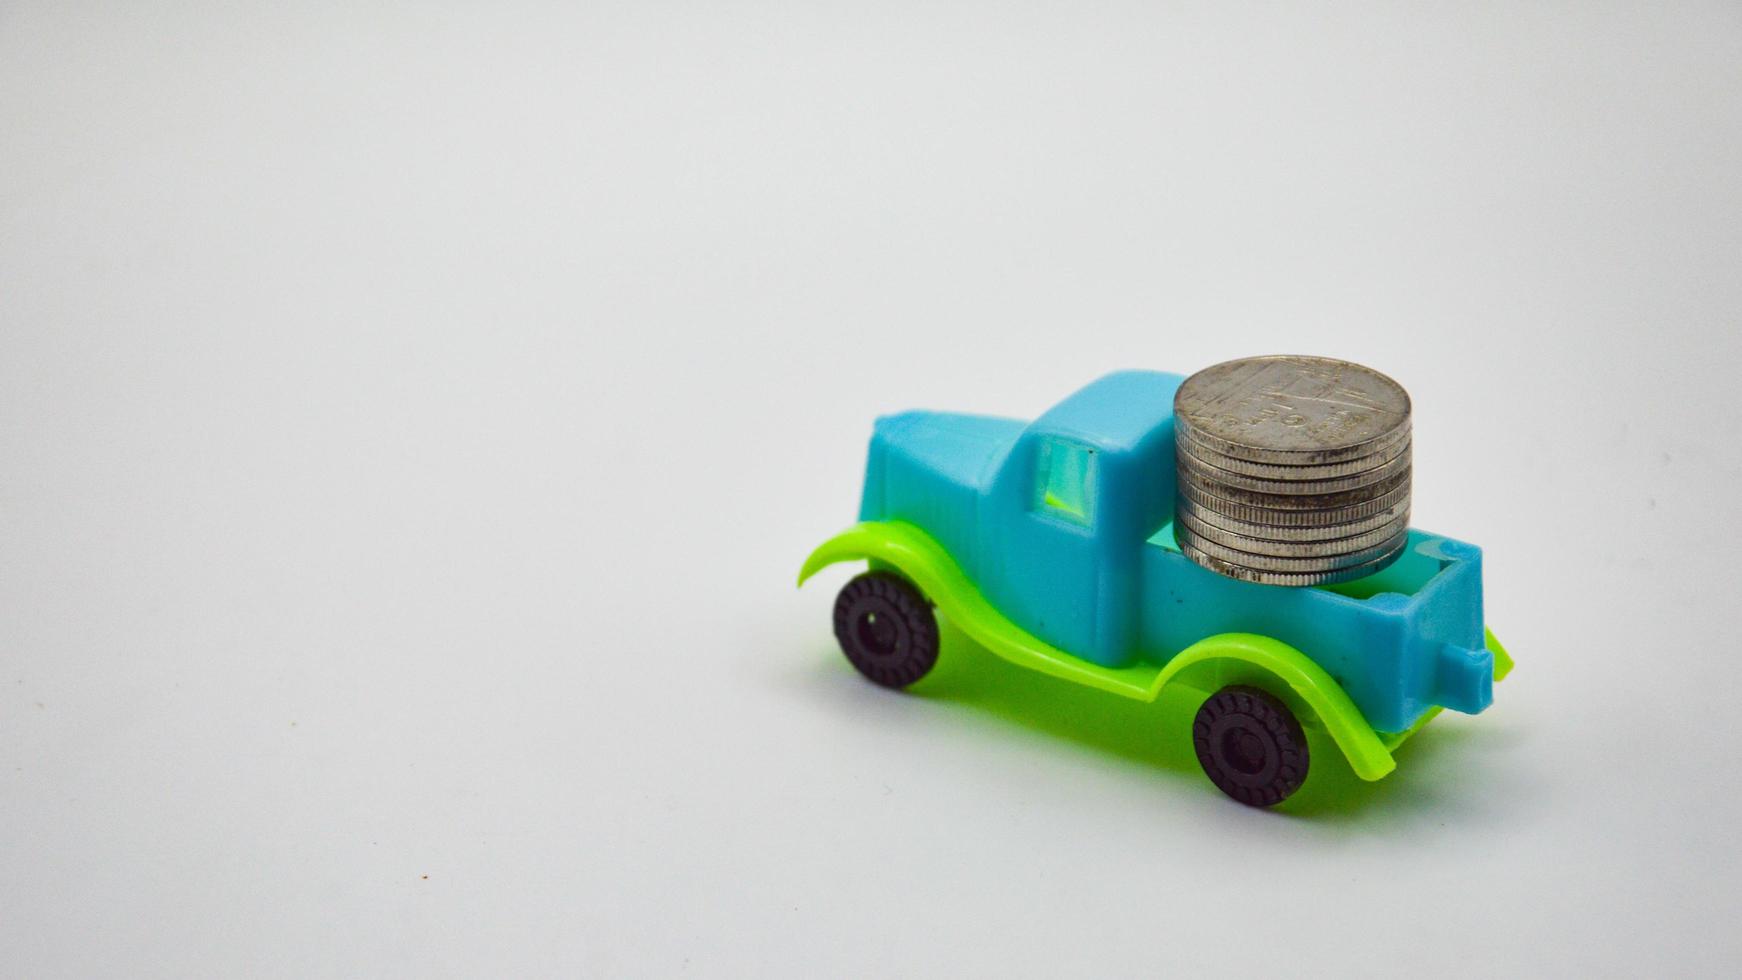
[{"left": 1172, "top": 357, "right": 1413, "bottom": 586}]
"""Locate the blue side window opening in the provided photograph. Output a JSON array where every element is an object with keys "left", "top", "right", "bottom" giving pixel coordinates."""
[{"left": 1036, "top": 438, "right": 1096, "bottom": 525}]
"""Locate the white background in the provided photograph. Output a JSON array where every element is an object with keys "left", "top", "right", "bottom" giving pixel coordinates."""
[{"left": 4, "top": 3, "right": 1740, "bottom": 977}]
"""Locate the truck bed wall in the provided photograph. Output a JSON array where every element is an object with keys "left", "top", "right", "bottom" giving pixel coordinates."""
[{"left": 1138, "top": 529, "right": 1487, "bottom": 733}]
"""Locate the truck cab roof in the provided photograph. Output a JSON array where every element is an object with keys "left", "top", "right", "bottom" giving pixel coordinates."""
[{"left": 1030, "top": 370, "right": 1186, "bottom": 454}]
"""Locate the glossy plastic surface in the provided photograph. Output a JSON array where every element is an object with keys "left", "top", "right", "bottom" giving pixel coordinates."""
[
  {"left": 800, "top": 520, "right": 1401, "bottom": 779},
  {"left": 841, "top": 370, "right": 1499, "bottom": 735}
]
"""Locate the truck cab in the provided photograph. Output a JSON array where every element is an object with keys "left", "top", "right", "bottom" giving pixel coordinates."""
[{"left": 967, "top": 370, "right": 1182, "bottom": 669}]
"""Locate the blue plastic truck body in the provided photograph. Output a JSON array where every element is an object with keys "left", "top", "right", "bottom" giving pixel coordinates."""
[{"left": 856, "top": 370, "right": 1493, "bottom": 735}]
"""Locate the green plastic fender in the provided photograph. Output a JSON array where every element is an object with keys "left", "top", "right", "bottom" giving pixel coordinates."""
[{"left": 798, "top": 520, "right": 1401, "bottom": 781}]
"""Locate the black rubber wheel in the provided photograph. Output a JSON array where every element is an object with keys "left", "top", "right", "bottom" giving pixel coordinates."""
[
  {"left": 832, "top": 571, "right": 939, "bottom": 689},
  {"left": 1192, "top": 685, "right": 1310, "bottom": 807}
]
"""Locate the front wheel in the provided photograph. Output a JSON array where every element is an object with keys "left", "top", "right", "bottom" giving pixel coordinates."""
[
  {"left": 832, "top": 571, "right": 939, "bottom": 689},
  {"left": 1192, "top": 685, "right": 1310, "bottom": 807}
]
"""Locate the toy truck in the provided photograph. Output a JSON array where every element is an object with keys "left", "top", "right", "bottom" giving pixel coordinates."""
[{"left": 798, "top": 370, "right": 1512, "bottom": 806}]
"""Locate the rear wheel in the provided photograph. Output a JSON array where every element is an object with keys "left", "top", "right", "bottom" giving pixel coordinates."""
[
  {"left": 1193, "top": 685, "right": 1310, "bottom": 807},
  {"left": 832, "top": 571, "right": 938, "bottom": 689}
]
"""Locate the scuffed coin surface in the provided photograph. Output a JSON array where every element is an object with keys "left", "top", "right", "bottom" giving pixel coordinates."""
[
  {"left": 1174, "top": 355, "right": 1411, "bottom": 464},
  {"left": 1172, "top": 355, "right": 1414, "bottom": 585}
]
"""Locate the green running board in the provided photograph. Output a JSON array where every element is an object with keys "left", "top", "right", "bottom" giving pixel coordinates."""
[{"left": 800, "top": 521, "right": 1435, "bottom": 781}]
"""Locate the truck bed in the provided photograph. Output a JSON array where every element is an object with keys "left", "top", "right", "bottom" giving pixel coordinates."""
[{"left": 1142, "top": 522, "right": 1492, "bottom": 733}]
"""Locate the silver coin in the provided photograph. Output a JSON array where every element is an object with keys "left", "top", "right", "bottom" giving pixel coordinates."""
[
  {"left": 1175, "top": 521, "right": 1408, "bottom": 573},
  {"left": 1178, "top": 535, "right": 1411, "bottom": 586},
  {"left": 1176, "top": 428, "right": 1410, "bottom": 480},
  {"left": 1179, "top": 462, "right": 1411, "bottom": 511},
  {"left": 1177, "top": 439, "right": 1412, "bottom": 496},
  {"left": 1175, "top": 507, "right": 1411, "bottom": 558},
  {"left": 1174, "top": 355, "right": 1411, "bottom": 465},
  {"left": 1178, "top": 477, "right": 1412, "bottom": 527},
  {"left": 1176, "top": 493, "right": 1410, "bottom": 542}
]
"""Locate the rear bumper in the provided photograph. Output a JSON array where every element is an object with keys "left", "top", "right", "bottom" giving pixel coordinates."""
[
  {"left": 1434, "top": 641, "right": 1495, "bottom": 715},
  {"left": 1381, "top": 628, "right": 1514, "bottom": 751}
]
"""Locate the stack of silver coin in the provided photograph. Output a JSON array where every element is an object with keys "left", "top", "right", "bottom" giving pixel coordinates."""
[{"left": 1173, "top": 355, "right": 1412, "bottom": 586}]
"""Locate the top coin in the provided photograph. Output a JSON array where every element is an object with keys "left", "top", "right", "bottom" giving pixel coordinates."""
[{"left": 1174, "top": 355, "right": 1412, "bottom": 464}]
